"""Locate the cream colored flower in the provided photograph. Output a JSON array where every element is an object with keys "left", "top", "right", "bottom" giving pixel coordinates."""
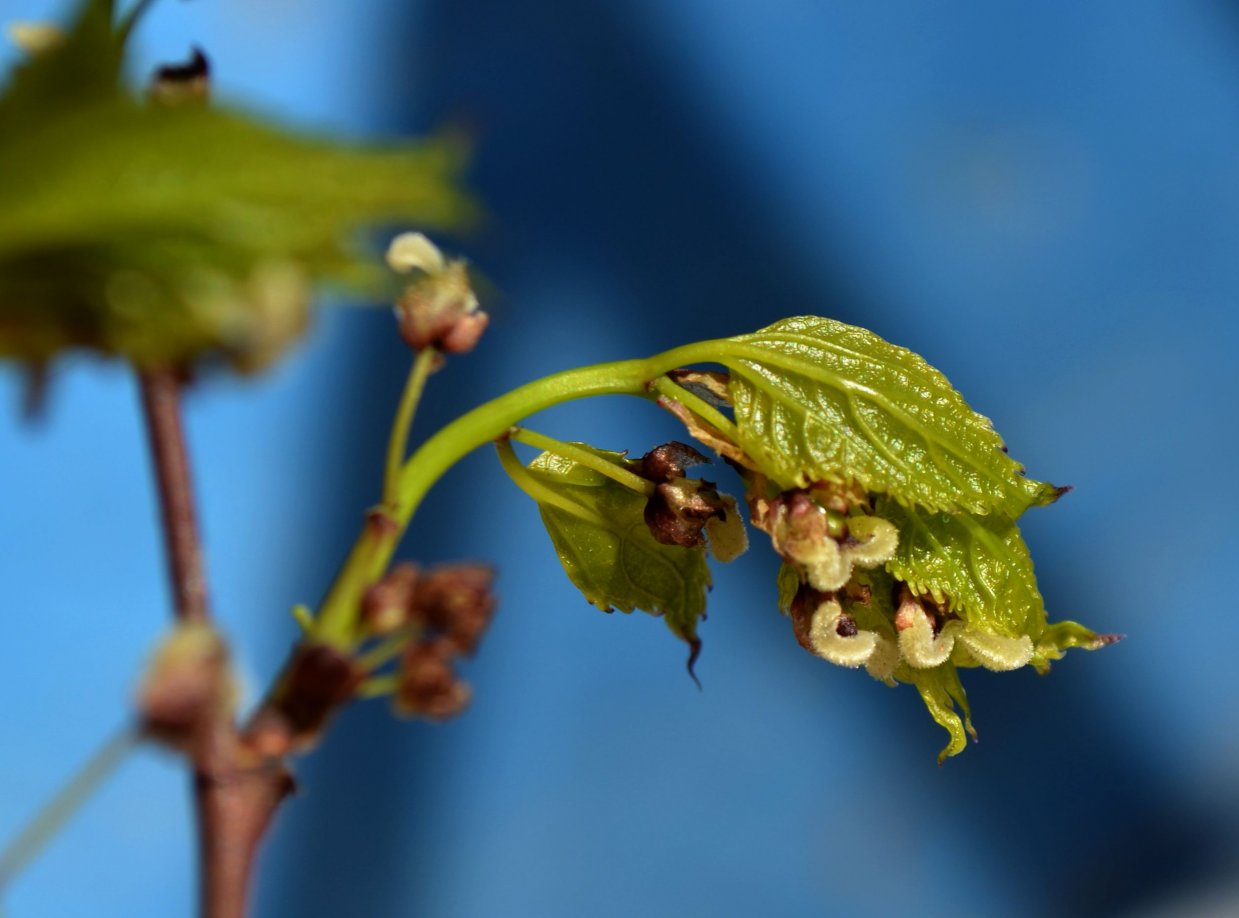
[{"left": 386, "top": 232, "right": 446, "bottom": 275}]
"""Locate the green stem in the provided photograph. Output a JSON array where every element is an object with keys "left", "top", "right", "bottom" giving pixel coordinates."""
[
  {"left": 355, "top": 625, "right": 422, "bottom": 673},
  {"left": 357, "top": 675, "right": 401, "bottom": 700},
  {"left": 649, "top": 375, "right": 741, "bottom": 443},
  {"left": 311, "top": 339, "right": 732, "bottom": 647},
  {"left": 509, "top": 426, "right": 655, "bottom": 496},
  {"left": 383, "top": 349, "right": 438, "bottom": 503},
  {"left": 495, "top": 440, "right": 610, "bottom": 527},
  {"left": 0, "top": 726, "right": 139, "bottom": 893}
]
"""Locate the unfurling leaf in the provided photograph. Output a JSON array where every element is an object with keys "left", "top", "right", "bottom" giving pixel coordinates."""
[
  {"left": 724, "top": 316, "right": 1059, "bottom": 516},
  {"left": 503, "top": 443, "right": 712, "bottom": 663}
]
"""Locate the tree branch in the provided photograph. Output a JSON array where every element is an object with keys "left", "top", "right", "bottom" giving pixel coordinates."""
[
  {"left": 138, "top": 369, "right": 209, "bottom": 624},
  {"left": 138, "top": 368, "right": 291, "bottom": 918}
]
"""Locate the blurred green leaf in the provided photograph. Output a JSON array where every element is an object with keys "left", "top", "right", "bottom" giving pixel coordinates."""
[
  {"left": 517, "top": 444, "right": 712, "bottom": 659},
  {"left": 725, "top": 316, "right": 1058, "bottom": 516},
  {"left": 0, "top": 0, "right": 123, "bottom": 131},
  {"left": 0, "top": 0, "right": 470, "bottom": 372}
]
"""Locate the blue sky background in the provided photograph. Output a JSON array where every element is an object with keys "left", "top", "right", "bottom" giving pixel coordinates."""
[{"left": 2, "top": 1, "right": 1238, "bottom": 915}]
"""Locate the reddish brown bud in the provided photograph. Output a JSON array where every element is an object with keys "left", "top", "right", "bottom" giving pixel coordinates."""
[
  {"left": 414, "top": 564, "right": 497, "bottom": 656},
  {"left": 361, "top": 563, "right": 420, "bottom": 636},
  {"left": 395, "top": 261, "right": 485, "bottom": 353},
  {"left": 639, "top": 441, "right": 709, "bottom": 483},
  {"left": 440, "top": 310, "right": 490, "bottom": 354},
  {"left": 644, "top": 479, "right": 725, "bottom": 548},
  {"left": 394, "top": 640, "right": 471, "bottom": 720},
  {"left": 267, "top": 644, "right": 364, "bottom": 751}
]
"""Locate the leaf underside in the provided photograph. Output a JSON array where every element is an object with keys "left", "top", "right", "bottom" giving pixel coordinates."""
[{"left": 525, "top": 448, "right": 712, "bottom": 653}]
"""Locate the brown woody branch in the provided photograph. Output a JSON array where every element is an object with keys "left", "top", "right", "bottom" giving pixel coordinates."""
[
  {"left": 138, "top": 369, "right": 210, "bottom": 625},
  {"left": 137, "top": 368, "right": 295, "bottom": 918}
]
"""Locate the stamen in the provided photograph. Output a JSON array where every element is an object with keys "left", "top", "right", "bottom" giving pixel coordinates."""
[
  {"left": 808, "top": 600, "right": 879, "bottom": 668},
  {"left": 955, "top": 629, "right": 1033, "bottom": 672},
  {"left": 895, "top": 596, "right": 957, "bottom": 668}
]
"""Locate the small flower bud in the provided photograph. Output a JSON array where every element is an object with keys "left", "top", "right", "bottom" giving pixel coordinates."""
[
  {"left": 361, "top": 563, "right": 420, "bottom": 636},
  {"left": 439, "top": 309, "right": 489, "bottom": 354},
  {"left": 395, "top": 261, "right": 488, "bottom": 354},
  {"left": 769, "top": 493, "right": 848, "bottom": 591},
  {"left": 394, "top": 639, "right": 471, "bottom": 720},
  {"left": 762, "top": 490, "right": 898, "bottom": 594},
  {"left": 413, "top": 564, "right": 497, "bottom": 656}
]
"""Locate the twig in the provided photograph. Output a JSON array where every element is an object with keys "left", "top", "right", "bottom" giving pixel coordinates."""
[
  {"left": 138, "top": 368, "right": 289, "bottom": 918},
  {"left": 138, "top": 369, "right": 209, "bottom": 624}
]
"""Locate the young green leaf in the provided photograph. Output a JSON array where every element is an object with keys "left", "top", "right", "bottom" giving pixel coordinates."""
[
  {"left": 877, "top": 497, "right": 1046, "bottom": 640},
  {"left": 723, "top": 316, "right": 1059, "bottom": 516},
  {"left": 876, "top": 496, "right": 1111, "bottom": 673},
  {"left": 899, "top": 662, "right": 977, "bottom": 764},
  {"left": 500, "top": 443, "right": 712, "bottom": 663}
]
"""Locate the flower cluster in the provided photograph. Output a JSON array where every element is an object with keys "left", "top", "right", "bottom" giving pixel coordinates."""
[
  {"left": 361, "top": 562, "right": 498, "bottom": 720},
  {"left": 642, "top": 339, "right": 1117, "bottom": 759}
]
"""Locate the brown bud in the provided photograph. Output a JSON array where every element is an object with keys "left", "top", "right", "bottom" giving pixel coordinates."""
[
  {"left": 148, "top": 47, "right": 211, "bottom": 106},
  {"left": 266, "top": 644, "right": 364, "bottom": 752},
  {"left": 644, "top": 479, "right": 725, "bottom": 548},
  {"left": 138, "top": 623, "right": 232, "bottom": 749},
  {"left": 788, "top": 583, "right": 826, "bottom": 656},
  {"left": 414, "top": 564, "right": 497, "bottom": 656},
  {"left": 394, "top": 640, "right": 471, "bottom": 720},
  {"left": 639, "top": 441, "right": 709, "bottom": 483},
  {"left": 361, "top": 563, "right": 420, "bottom": 636}
]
